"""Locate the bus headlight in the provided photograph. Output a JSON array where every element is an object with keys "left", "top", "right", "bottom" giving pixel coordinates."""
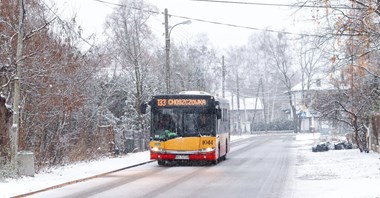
[
  {"left": 200, "top": 147, "right": 215, "bottom": 153},
  {"left": 151, "top": 147, "right": 165, "bottom": 153}
]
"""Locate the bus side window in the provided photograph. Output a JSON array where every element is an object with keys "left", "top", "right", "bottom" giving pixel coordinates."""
[
  {"left": 216, "top": 108, "right": 222, "bottom": 119},
  {"left": 222, "top": 109, "right": 228, "bottom": 122}
]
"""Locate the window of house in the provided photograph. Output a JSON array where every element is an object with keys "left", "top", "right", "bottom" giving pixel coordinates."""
[{"left": 316, "top": 79, "right": 321, "bottom": 87}]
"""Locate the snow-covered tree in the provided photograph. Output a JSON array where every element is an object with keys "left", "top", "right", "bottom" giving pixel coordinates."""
[{"left": 105, "top": 0, "right": 158, "bottom": 151}]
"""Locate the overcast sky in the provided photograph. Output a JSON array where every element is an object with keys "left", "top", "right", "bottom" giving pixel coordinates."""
[{"left": 50, "top": 0, "right": 316, "bottom": 49}]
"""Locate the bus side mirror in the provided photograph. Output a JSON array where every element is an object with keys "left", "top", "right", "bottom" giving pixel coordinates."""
[
  {"left": 141, "top": 102, "right": 147, "bottom": 114},
  {"left": 216, "top": 108, "right": 222, "bottom": 119}
]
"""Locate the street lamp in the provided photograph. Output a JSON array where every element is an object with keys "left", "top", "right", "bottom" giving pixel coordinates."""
[{"left": 165, "top": 8, "right": 191, "bottom": 94}]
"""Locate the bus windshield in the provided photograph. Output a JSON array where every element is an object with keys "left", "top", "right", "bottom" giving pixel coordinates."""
[{"left": 152, "top": 108, "right": 215, "bottom": 140}]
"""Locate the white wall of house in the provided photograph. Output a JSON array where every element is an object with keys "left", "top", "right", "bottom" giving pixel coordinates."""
[
  {"left": 226, "top": 93, "right": 264, "bottom": 134},
  {"left": 289, "top": 74, "right": 336, "bottom": 133}
]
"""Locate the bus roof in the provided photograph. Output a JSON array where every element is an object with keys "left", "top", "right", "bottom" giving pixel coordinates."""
[
  {"left": 151, "top": 94, "right": 213, "bottom": 100},
  {"left": 179, "top": 91, "right": 211, "bottom": 95}
]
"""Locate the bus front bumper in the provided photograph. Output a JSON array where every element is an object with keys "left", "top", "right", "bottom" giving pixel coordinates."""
[{"left": 150, "top": 151, "right": 217, "bottom": 161}]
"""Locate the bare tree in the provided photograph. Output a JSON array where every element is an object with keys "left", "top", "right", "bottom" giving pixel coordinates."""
[
  {"left": 297, "top": 35, "right": 327, "bottom": 102},
  {"left": 313, "top": 76, "right": 379, "bottom": 152},
  {"left": 260, "top": 32, "right": 300, "bottom": 132},
  {"left": 304, "top": 0, "right": 380, "bottom": 151},
  {"left": 170, "top": 34, "right": 220, "bottom": 93},
  {"left": 247, "top": 32, "right": 288, "bottom": 126},
  {"left": 305, "top": 0, "right": 380, "bottom": 77},
  {"left": 105, "top": 0, "right": 158, "bottom": 151},
  {"left": 1, "top": 0, "right": 63, "bottom": 170},
  {"left": 0, "top": 0, "right": 117, "bottom": 172}
]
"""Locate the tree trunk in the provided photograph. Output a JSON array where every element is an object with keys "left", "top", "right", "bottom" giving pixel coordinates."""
[
  {"left": 287, "top": 92, "right": 298, "bottom": 133},
  {"left": 0, "top": 96, "right": 12, "bottom": 157}
]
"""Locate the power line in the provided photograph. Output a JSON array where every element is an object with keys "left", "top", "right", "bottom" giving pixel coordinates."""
[
  {"left": 90, "top": 0, "right": 319, "bottom": 37},
  {"left": 92, "top": 0, "right": 125, "bottom": 7},
  {"left": 168, "top": 13, "right": 321, "bottom": 37},
  {"left": 90, "top": 0, "right": 365, "bottom": 38},
  {"left": 186, "top": 0, "right": 365, "bottom": 10},
  {"left": 162, "top": 10, "right": 367, "bottom": 38}
]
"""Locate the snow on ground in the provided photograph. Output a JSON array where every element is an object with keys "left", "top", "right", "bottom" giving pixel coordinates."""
[
  {"left": 293, "top": 133, "right": 380, "bottom": 198},
  {"left": 0, "top": 135, "right": 249, "bottom": 197},
  {"left": 1, "top": 133, "right": 380, "bottom": 198},
  {"left": 0, "top": 151, "right": 150, "bottom": 198}
]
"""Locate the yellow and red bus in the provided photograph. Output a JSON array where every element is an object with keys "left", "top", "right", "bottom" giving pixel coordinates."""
[{"left": 142, "top": 91, "right": 230, "bottom": 165}]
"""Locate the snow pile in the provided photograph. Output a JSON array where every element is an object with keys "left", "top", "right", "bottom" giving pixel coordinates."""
[{"left": 293, "top": 133, "right": 380, "bottom": 198}]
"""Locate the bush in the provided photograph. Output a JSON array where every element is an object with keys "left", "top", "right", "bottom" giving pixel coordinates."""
[
  {"left": 0, "top": 161, "right": 17, "bottom": 180},
  {"left": 252, "top": 119, "right": 294, "bottom": 131}
]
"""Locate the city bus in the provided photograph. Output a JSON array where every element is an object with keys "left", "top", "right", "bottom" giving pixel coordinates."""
[{"left": 141, "top": 91, "right": 230, "bottom": 165}]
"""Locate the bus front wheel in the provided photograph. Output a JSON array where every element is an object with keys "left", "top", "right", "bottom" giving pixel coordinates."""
[
  {"left": 157, "top": 160, "right": 166, "bottom": 166},
  {"left": 221, "top": 142, "right": 228, "bottom": 161},
  {"left": 211, "top": 146, "right": 220, "bottom": 165}
]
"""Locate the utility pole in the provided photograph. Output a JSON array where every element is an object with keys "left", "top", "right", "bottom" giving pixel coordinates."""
[
  {"left": 236, "top": 71, "right": 241, "bottom": 135},
  {"left": 231, "top": 92, "right": 235, "bottom": 134},
  {"left": 164, "top": 8, "right": 170, "bottom": 94},
  {"left": 164, "top": 9, "right": 191, "bottom": 94},
  {"left": 252, "top": 78, "right": 267, "bottom": 133},
  {"left": 252, "top": 79, "right": 260, "bottom": 133},
  {"left": 10, "top": 0, "right": 25, "bottom": 170},
  {"left": 260, "top": 78, "right": 268, "bottom": 133},
  {"left": 222, "top": 56, "right": 225, "bottom": 98}
]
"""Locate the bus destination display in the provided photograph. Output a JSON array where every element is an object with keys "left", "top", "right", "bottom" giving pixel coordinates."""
[{"left": 156, "top": 98, "right": 207, "bottom": 107}]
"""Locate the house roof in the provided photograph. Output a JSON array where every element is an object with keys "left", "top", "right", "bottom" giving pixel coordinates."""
[{"left": 291, "top": 73, "right": 338, "bottom": 92}]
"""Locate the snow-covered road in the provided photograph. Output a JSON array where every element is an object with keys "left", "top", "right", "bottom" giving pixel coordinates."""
[{"left": 1, "top": 133, "right": 380, "bottom": 198}]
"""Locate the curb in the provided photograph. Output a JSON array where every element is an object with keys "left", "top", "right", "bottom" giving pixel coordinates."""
[{"left": 12, "top": 160, "right": 154, "bottom": 198}]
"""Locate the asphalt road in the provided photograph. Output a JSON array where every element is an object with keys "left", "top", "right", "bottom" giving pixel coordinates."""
[{"left": 28, "top": 134, "right": 296, "bottom": 198}]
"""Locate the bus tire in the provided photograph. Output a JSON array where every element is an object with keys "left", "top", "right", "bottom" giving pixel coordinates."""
[
  {"left": 158, "top": 160, "right": 165, "bottom": 166},
  {"left": 210, "top": 149, "right": 219, "bottom": 165},
  {"left": 222, "top": 141, "right": 228, "bottom": 161},
  {"left": 212, "top": 145, "right": 220, "bottom": 165}
]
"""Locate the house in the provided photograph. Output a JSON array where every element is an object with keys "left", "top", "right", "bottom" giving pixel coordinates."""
[
  {"left": 289, "top": 73, "right": 339, "bottom": 133},
  {"left": 224, "top": 92, "right": 264, "bottom": 134}
]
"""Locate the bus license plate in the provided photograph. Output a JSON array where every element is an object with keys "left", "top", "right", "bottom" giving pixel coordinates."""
[{"left": 175, "top": 155, "right": 189, "bottom": 160}]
